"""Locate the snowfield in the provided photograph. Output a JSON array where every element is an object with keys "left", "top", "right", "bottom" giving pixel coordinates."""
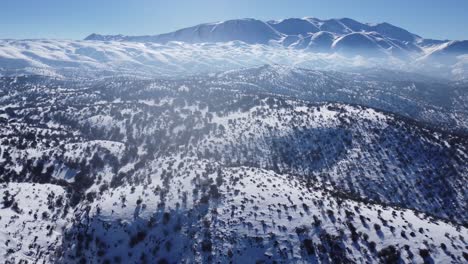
[
  {"left": 0, "top": 39, "right": 467, "bottom": 80},
  {"left": 0, "top": 183, "right": 70, "bottom": 263}
]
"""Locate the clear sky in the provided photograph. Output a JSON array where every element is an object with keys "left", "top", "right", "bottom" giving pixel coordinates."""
[{"left": 1, "top": 0, "right": 467, "bottom": 40}]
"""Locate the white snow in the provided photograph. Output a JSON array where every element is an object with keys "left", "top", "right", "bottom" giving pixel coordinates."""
[{"left": 0, "top": 39, "right": 464, "bottom": 80}]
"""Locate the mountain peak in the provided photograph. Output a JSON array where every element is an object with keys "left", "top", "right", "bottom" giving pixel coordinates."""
[
  {"left": 84, "top": 33, "right": 125, "bottom": 41},
  {"left": 84, "top": 33, "right": 101, "bottom": 40}
]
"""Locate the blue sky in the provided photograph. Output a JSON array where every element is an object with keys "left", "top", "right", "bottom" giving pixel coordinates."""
[{"left": 1, "top": 0, "right": 467, "bottom": 40}]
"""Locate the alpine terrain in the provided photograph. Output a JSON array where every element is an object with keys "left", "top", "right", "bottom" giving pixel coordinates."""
[{"left": 0, "top": 17, "right": 467, "bottom": 264}]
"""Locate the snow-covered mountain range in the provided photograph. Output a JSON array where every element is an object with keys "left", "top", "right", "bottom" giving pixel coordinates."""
[
  {"left": 85, "top": 17, "right": 468, "bottom": 59},
  {"left": 0, "top": 17, "right": 467, "bottom": 80}
]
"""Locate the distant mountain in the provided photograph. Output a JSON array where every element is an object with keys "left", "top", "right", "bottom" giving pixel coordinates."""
[
  {"left": 85, "top": 17, "right": 466, "bottom": 58},
  {"left": 87, "top": 18, "right": 282, "bottom": 44}
]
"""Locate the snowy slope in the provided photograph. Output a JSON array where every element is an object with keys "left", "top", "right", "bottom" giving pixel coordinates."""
[
  {"left": 0, "top": 39, "right": 388, "bottom": 78},
  {"left": 1, "top": 74, "right": 467, "bottom": 263},
  {"left": 1, "top": 183, "right": 70, "bottom": 263},
  {"left": 0, "top": 39, "right": 467, "bottom": 80},
  {"left": 58, "top": 165, "right": 467, "bottom": 263}
]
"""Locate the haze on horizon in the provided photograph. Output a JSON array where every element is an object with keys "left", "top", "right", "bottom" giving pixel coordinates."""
[{"left": 1, "top": 0, "right": 467, "bottom": 40}]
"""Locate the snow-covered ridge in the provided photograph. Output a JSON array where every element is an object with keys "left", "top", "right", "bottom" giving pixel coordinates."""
[
  {"left": 0, "top": 39, "right": 467, "bottom": 80},
  {"left": 1, "top": 78, "right": 467, "bottom": 262},
  {"left": 1, "top": 73, "right": 467, "bottom": 263},
  {"left": 0, "top": 39, "right": 393, "bottom": 77}
]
